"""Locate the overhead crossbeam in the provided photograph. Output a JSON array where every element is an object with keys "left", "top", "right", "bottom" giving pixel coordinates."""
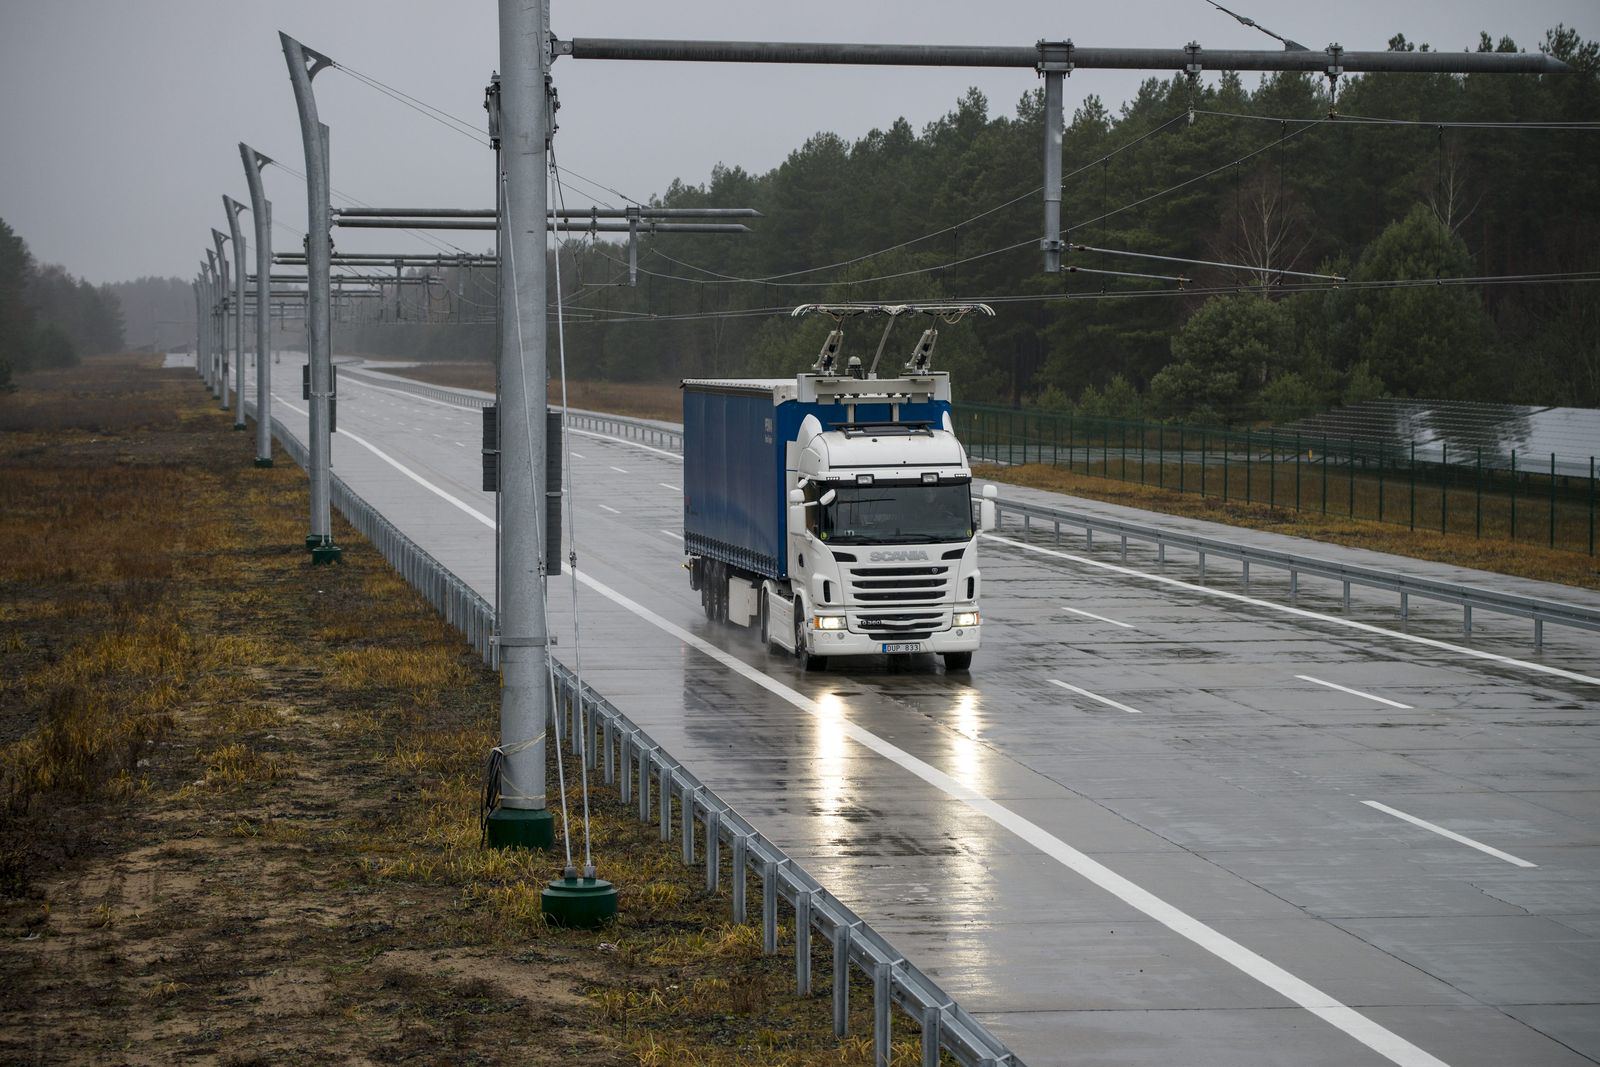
[
  {"left": 557, "top": 37, "right": 1571, "bottom": 74},
  {"left": 557, "top": 36, "right": 1571, "bottom": 272}
]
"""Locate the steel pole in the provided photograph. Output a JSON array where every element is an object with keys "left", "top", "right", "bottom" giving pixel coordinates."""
[
  {"left": 241, "top": 145, "right": 275, "bottom": 467},
  {"left": 1039, "top": 54, "right": 1065, "bottom": 272},
  {"left": 204, "top": 251, "right": 219, "bottom": 395},
  {"left": 281, "top": 34, "right": 340, "bottom": 562},
  {"left": 211, "top": 229, "right": 231, "bottom": 412},
  {"left": 224, "top": 197, "right": 248, "bottom": 431},
  {"left": 485, "top": 0, "right": 553, "bottom": 850},
  {"left": 192, "top": 278, "right": 203, "bottom": 381}
]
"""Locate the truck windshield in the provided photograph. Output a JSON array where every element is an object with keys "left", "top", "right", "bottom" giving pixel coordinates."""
[{"left": 818, "top": 480, "right": 973, "bottom": 545}]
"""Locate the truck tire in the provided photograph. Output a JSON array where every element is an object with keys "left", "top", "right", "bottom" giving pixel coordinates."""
[
  {"left": 942, "top": 651, "right": 973, "bottom": 672},
  {"left": 759, "top": 590, "right": 778, "bottom": 652},
  {"left": 794, "top": 605, "right": 827, "bottom": 672}
]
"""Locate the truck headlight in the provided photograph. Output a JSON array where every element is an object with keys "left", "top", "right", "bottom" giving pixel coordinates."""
[
  {"left": 813, "top": 615, "right": 846, "bottom": 631},
  {"left": 952, "top": 611, "right": 980, "bottom": 627}
]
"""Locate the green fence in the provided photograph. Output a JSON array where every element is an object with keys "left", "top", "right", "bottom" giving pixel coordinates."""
[{"left": 954, "top": 403, "right": 1598, "bottom": 557}]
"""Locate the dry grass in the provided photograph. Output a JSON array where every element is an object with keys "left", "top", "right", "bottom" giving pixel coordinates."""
[
  {"left": 979, "top": 462, "right": 1600, "bottom": 591},
  {"left": 0, "top": 353, "right": 939, "bottom": 1066}
]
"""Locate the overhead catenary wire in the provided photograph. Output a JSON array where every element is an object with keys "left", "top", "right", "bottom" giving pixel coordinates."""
[{"left": 331, "top": 60, "right": 492, "bottom": 146}]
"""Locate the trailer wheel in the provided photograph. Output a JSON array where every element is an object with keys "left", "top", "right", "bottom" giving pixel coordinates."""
[
  {"left": 794, "top": 603, "right": 827, "bottom": 672},
  {"left": 942, "top": 651, "right": 973, "bottom": 672}
]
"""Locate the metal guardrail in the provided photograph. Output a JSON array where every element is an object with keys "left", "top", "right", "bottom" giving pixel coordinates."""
[
  {"left": 989, "top": 495, "right": 1600, "bottom": 649},
  {"left": 363, "top": 390, "right": 1600, "bottom": 651},
  {"left": 339, "top": 366, "right": 494, "bottom": 409},
  {"left": 258, "top": 405, "right": 1020, "bottom": 1067}
]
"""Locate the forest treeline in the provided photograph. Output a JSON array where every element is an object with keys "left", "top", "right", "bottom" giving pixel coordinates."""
[
  {"left": 0, "top": 219, "right": 125, "bottom": 390},
  {"left": 538, "top": 26, "right": 1597, "bottom": 423}
]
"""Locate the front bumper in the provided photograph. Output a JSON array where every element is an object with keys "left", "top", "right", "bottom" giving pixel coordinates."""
[{"left": 807, "top": 623, "right": 980, "bottom": 657}]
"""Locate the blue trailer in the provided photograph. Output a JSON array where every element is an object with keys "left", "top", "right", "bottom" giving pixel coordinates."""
[{"left": 682, "top": 378, "right": 951, "bottom": 581}]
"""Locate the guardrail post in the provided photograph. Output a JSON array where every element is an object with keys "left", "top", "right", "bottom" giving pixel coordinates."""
[
  {"left": 638, "top": 745, "right": 651, "bottom": 821},
  {"left": 1289, "top": 569, "right": 1297, "bottom": 604},
  {"left": 1343, "top": 581, "right": 1351, "bottom": 613},
  {"left": 796, "top": 893, "right": 813, "bottom": 995},
  {"left": 681, "top": 782, "right": 695, "bottom": 864},
  {"left": 762, "top": 859, "right": 779, "bottom": 954},
  {"left": 1400, "top": 592, "right": 1409, "bottom": 622},
  {"left": 1242, "top": 559, "right": 1249, "bottom": 592},
  {"left": 1463, "top": 604, "right": 1473, "bottom": 635},
  {"left": 1198, "top": 551, "right": 1206, "bottom": 583},
  {"left": 731, "top": 835, "right": 747, "bottom": 922},
  {"left": 603, "top": 719, "right": 615, "bottom": 785},
  {"left": 833, "top": 924, "right": 853, "bottom": 1037},
  {"left": 1534, "top": 617, "right": 1543, "bottom": 651},
  {"left": 704, "top": 809, "right": 721, "bottom": 892},
  {"left": 874, "top": 960, "right": 892, "bottom": 1066},
  {"left": 1119, "top": 534, "right": 1127, "bottom": 561},
  {"left": 1157, "top": 542, "right": 1165, "bottom": 564},
  {"left": 658, "top": 762, "right": 673, "bottom": 841},
  {"left": 921, "top": 1003, "right": 942, "bottom": 1067},
  {"left": 618, "top": 732, "right": 632, "bottom": 805}
]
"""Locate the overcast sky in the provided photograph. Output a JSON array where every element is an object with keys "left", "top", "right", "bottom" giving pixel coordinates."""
[{"left": 0, "top": 1, "right": 1589, "bottom": 284}]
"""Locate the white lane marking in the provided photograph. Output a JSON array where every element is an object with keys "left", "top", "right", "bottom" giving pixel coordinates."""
[
  {"left": 1060, "top": 606, "right": 1134, "bottom": 629},
  {"left": 569, "top": 451, "right": 586, "bottom": 459},
  {"left": 568, "top": 426, "right": 680, "bottom": 460},
  {"left": 608, "top": 465, "right": 631, "bottom": 474},
  {"left": 1362, "top": 801, "right": 1537, "bottom": 868},
  {"left": 598, "top": 504, "right": 620, "bottom": 515},
  {"left": 297, "top": 425, "right": 1450, "bottom": 1067},
  {"left": 660, "top": 482, "right": 682, "bottom": 492},
  {"left": 986, "top": 534, "right": 1600, "bottom": 689},
  {"left": 454, "top": 441, "right": 465, "bottom": 448},
  {"left": 276, "top": 397, "right": 487, "bottom": 519},
  {"left": 1296, "top": 674, "right": 1413, "bottom": 710},
  {"left": 1049, "top": 678, "right": 1143, "bottom": 714},
  {"left": 338, "top": 374, "right": 479, "bottom": 412},
  {"left": 660, "top": 530, "right": 683, "bottom": 541}
]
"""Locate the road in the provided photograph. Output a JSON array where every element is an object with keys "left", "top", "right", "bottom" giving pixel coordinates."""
[{"left": 240, "top": 357, "right": 1600, "bottom": 1067}]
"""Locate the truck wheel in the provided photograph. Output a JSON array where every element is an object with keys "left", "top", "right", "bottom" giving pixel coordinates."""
[
  {"left": 759, "top": 590, "right": 776, "bottom": 651},
  {"left": 794, "top": 606, "right": 827, "bottom": 672},
  {"left": 942, "top": 651, "right": 973, "bottom": 672}
]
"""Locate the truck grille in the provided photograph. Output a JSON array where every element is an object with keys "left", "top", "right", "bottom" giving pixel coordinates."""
[
  {"left": 847, "top": 564, "right": 952, "bottom": 639},
  {"left": 854, "top": 610, "right": 944, "bottom": 641},
  {"left": 848, "top": 565, "right": 949, "bottom": 604}
]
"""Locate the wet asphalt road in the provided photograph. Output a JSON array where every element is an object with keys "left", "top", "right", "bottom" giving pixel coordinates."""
[{"left": 245, "top": 360, "right": 1600, "bottom": 1067}]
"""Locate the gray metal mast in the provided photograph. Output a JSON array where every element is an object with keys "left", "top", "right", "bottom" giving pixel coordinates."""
[
  {"left": 192, "top": 277, "right": 204, "bottom": 382},
  {"left": 204, "top": 250, "right": 220, "bottom": 396},
  {"left": 224, "top": 197, "right": 248, "bottom": 431},
  {"left": 484, "top": 0, "right": 554, "bottom": 850},
  {"left": 241, "top": 145, "right": 275, "bottom": 467},
  {"left": 211, "top": 228, "right": 231, "bottom": 411},
  {"left": 280, "top": 33, "right": 340, "bottom": 563}
]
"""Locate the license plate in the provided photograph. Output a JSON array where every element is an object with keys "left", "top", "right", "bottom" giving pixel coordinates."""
[{"left": 881, "top": 642, "right": 923, "bottom": 654}]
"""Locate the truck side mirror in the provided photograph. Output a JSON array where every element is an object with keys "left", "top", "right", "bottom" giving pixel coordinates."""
[{"left": 979, "top": 484, "right": 998, "bottom": 533}]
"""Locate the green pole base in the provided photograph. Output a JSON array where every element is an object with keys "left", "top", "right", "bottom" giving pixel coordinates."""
[
  {"left": 542, "top": 876, "right": 619, "bottom": 929},
  {"left": 233, "top": 423, "right": 247, "bottom": 431},
  {"left": 304, "top": 534, "right": 324, "bottom": 551},
  {"left": 254, "top": 457, "right": 274, "bottom": 468},
  {"left": 310, "top": 543, "right": 343, "bottom": 566},
  {"left": 485, "top": 806, "right": 555, "bottom": 851}
]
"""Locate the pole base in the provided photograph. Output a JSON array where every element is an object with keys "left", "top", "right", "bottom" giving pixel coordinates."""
[
  {"left": 254, "top": 457, "right": 274, "bottom": 468},
  {"left": 310, "top": 543, "right": 343, "bottom": 566},
  {"left": 485, "top": 806, "right": 555, "bottom": 851},
  {"left": 233, "top": 423, "right": 247, "bottom": 431},
  {"left": 542, "top": 876, "right": 619, "bottom": 929}
]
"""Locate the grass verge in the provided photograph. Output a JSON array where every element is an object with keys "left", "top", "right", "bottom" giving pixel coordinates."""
[
  {"left": 979, "top": 462, "right": 1599, "bottom": 591},
  {"left": 0, "top": 354, "right": 932, "bottom": 1065}
]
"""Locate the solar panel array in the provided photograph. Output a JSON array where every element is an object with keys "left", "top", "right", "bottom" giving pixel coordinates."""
[{"left": 1282, "top": 399, "right": 1600, "bottom": 477}]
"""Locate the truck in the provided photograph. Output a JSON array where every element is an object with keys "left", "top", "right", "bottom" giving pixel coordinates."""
[{"left": 681, "top": 302, "right": 996, "bottom": 672}]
